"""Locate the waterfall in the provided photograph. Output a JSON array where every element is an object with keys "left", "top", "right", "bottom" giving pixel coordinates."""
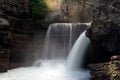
[
  {"left": 41, "top": 23, "right": 72, "bottom": 59},
  {"left": 0, "top": 23, "right": 91, "bottom": 80},
  {"left": 41, "top": 23, "right": 89, "bottom": 60},
  {"left": 67, "top": 31, "right": 90, "bottom": 70}
]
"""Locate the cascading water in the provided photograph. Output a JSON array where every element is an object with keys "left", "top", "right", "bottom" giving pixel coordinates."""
[
  {"left": 34, "top": 23, "right": 90, "bottom": 65},
  {"left": 41, "top": 23, "right": 73, "bottom": 59},
  {"left": 67, "top": 31, "right": 90, "bottom": 70},
  {"left": 40, "top": 23, "right": 89, "bottom": 60},
  {"left": 0, "top": 23, "right": 91, "bottom": 80}
]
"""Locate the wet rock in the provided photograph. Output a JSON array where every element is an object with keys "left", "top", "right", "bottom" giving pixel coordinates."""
[
  {"left": 0, "top": 19, "right": 11, "bottom": 72},
  {"left": 85, "top": 0, "right": 120, "bottom": 80},
  {"left": 85, "top": 0, "right": 120, "bottom": 64},
  {"left": 89, "top": 61, "right": 120, "bottom": 80},
  {"left": 111, "top": 55, "right": 120, "bottom": 61},
  {"left": 87, "top": 21, "right": 120, "bottom": 53}
]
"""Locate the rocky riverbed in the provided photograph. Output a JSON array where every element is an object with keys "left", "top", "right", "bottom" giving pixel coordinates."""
[{"left": 89, "top": 61, "right": 120, "bottom": 80}]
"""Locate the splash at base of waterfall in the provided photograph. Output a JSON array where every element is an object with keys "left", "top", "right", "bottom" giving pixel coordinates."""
[
  {"left": 0, "top": 60, "right": 91, "bottom": 80},
  {"left": 0, "top": 23, "right": 91, "bottom": 80}
]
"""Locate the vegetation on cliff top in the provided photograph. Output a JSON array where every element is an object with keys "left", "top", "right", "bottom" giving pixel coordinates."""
[{"left": 30, "top": 0, "right": 50, "bottom": 16}]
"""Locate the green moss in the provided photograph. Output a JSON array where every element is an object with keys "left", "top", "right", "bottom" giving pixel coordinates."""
[{"left": 30, "top": 0, "right": 50, "bottom": 16}]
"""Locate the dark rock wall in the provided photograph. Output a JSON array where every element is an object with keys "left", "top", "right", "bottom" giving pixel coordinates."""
[
  {"left": 0, "top": 0, "right": 30, "bottom": 19},
  {"left": 83, "top": 0, "right": 120, "bottom": 79},
  {"left": 0, "top": 0, "right": 47, "bottom": 71},
  {"left": 0, "top": 24, "right": 11, "bottom": 72},
  {"left": 9, "top": 21, "right": 33, "bottom": 69},
  {"left": 85, "top": 0, "right": 120, "bottom": 64}
]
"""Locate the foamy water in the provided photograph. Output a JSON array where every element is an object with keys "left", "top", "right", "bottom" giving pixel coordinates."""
[
  {"left": 0, "top": 60, "right": 91, "bottom": 80},
  {"left": 0, "top": 24, "right": 91, "bottom": 80}
]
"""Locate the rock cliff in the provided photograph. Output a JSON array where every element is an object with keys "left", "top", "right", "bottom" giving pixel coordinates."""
[
  {"left": 85, "top": 0, "right": 120, "bottom": 79},
  {"left": 85, "top": 0, "right": 120, "bottom": 64}
]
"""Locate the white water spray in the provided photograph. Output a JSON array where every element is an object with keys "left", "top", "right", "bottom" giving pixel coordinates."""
[
  {"left": 0, "top": 60, "right": 91, "bottom": 80},
  {"left": 67, "top": 31, "right": 90, "bottom": 70},
  {"left": 0, "top": 23, "right": 91, "bottom": 80}
]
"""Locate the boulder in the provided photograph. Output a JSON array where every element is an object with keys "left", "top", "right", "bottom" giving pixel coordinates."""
[
  {"left": 84, "top": 0, "right": 120, "bottom": 65},
  {"left": 89, "top": 61, "right": 120, "bottom": 80},
  {"left": 111, "top": 55, "right": 120, "bottom": 61}
]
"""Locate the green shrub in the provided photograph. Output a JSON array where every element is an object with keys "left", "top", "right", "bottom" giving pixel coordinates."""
[{"left": 30, "top": 0, "right": 50, "bottom": 16}]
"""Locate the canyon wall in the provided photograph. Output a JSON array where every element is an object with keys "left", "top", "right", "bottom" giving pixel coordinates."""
[
  {"left": 85, "top": 0, "right": 120, "bottom": 79},
  {"left": 0, "top": 0, "right": 36, "bottom": 71}
]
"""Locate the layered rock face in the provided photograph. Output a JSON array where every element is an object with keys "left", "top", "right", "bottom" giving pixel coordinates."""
[
  {"left": 89, "top": 61, "right": 120, "bottom": 80},
  {"left": 85, "top": 0, "right": 120, "bottom": 64},
  {"left": 0, "top": 0, "right": 30, "bottom": 19},
  {"left": 85, "top": 1, "right": 120, "bottom": 79},
  {"left": 0, "top": 0, "right": 35, "bottom": 71},
  {"left": 0, "top": 19, "right": 11, "bottom": 72}
]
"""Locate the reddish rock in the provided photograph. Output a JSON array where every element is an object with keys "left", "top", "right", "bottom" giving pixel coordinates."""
[{"left": 111, "top": 55, "right": 120, "bottom": 61}]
